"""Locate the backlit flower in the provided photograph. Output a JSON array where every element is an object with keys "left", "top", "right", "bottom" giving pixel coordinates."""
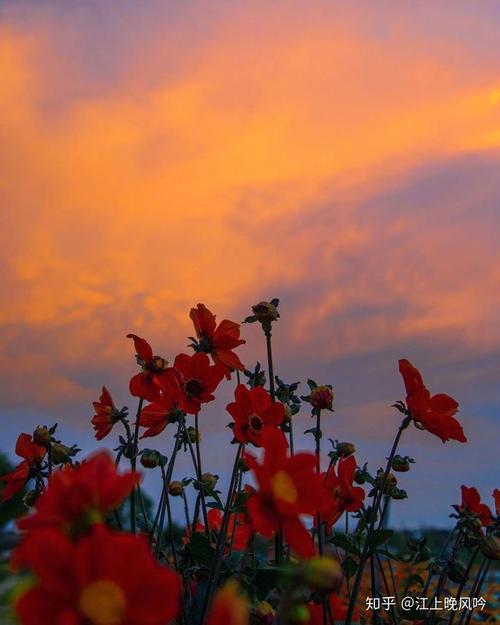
[
  {"left": 91, "top": 386, "right": 121, "bottom": 441},
  {"left": 226, "top": 384, "right": 285, "bottom": 447},
  {"left": 493, "top": 488, "right": 500, "bottom": 517},
  {"left": 189, "top": 508, "right": 251, "bottom": 552},
  {"left": 456, "top": 486, "right": 493, "bottom": 527},
  {"left": 321, "top": 455, "right": 365, "bottom": 531},
  {"left": 127, "top": 333, "right": 170, "bottom": 401},
  {"left": 12, "top": 524, "right": 181, "bottom": 625},
  {"left": 18, "top": 451, "right": 138, "bottom": 535},
  {"left": 398, "top": 359, "right": 466, "bottom": 444},
  {"left": 0, "top": 434, "right": 46, "bottom": 502},
  {"left": 190, "top": 303, "right": 245, "bottom": 378},
  {"left": 139, "top": 368, "right": 183, "bottom": 438},
  {"left": 244, "top": 428, "right": 326, "bottom": 559},
  {"left": 173, "top": 352, "right": 225, "bottom": 414}
]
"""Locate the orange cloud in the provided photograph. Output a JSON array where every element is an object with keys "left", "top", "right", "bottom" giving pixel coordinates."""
[{"left": 1, "top": 2, "right": 500, "bottom": 411}]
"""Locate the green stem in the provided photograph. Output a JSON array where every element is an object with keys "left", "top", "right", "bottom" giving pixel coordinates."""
[{"left": 130, "top": 397, "right": 144, "bottom": 534}]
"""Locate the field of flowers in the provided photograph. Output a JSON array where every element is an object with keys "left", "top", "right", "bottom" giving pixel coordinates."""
[{"left": 0, "top": 300, "right": 498, "bottom": 625}]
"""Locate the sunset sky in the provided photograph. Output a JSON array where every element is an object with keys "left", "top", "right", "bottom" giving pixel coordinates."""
[{"left": 1, "top": 1, "right": 499, "bottom": 527}]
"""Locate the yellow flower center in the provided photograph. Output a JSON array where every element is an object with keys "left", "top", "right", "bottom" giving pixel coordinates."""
[
  {"left": 270, "top": 470, "right": 298, "bottom": 504},
  {"left": 79, "top": 579, "right": 126, "bottom": 625}
]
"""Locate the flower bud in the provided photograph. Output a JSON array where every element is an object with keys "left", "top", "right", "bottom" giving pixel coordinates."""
[
  {"left": 140, "top": 449, "right": 160, "bottom": 469},
  {"left": 354, "top": 468, "right": 366, "bottom": 485},
  {"left": 169, "top": 481, "right": 184, "bottom": 497},
  {"left": 23, "top": 489, "right": 39, "bottom": 508},
  {"left": 195, "top": 472, "right": 218, "bottom": 491},
  {"left": 51, "top": 443, "right": 72, "bottom": 465},
  {"left": 283, "top": 404, "right": 292, "bottom": 423},
  {"left": 310, "top": 386, "right": 334, "bottom": 410},
  {"left": 337, "top": 442, "right": 355, "bottom": 458},
  {"left": 252, "top": 301, "right": 280, "bottom": 324},
  {"left": 288, "top": 604, "right": 310, "bottom": 624},
  {"left": 187, "top": 426, "right": 201, "bottom": 443},
  {"left": 302, "top": 556, "right": 341, "bottom": 591},
  {"left": 391, "top": 455, "right": 411, "bottom": 472},
  {"left": 33, "top": 426, "right": 52, "bottom": 448}
]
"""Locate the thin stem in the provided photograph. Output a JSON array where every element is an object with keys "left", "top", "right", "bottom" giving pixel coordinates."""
[
  {"left": 159, "top": 463, "right": 179, "bottom": 573},
  {"left": 201, "top": 443, "right": 243, "bottom": 624},
  {"left": 345, "top": 416, "right": 410, "bottom": 625},
  {"left": 130, "top": 397, "right": 144, "bottom": 534},
  {"left": 184, "top": 418, "right": 210, "bottom": 539},
  {"left": 448, "top": 546, "right": 480, "bottom": 625},
  {"left": 137, "top": 484, "right": 150, "bottom": 534},
  {"left": 264, "top": 329, "right": 276, "bottom": 401}
]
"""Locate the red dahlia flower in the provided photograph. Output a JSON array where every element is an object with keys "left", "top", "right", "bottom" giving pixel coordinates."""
[
  {"left": 244, "top": 428, "right": 326, "bottom": 559},
  {"left": 127, "top": 333, "right": 170, "bottom": 402},
  {"left": 139, "top": 368, "right": 183, "bottom": 438},
  {"left": 173, "top": 352, "right": 225, "bottom": 414},
  {"left": 189, "top": 303, "right": 245, "bottom": 378},
  {"left": 0, "top": 434, "right": 46, "bottom": 502},
  {"left": 398, "top": 359, "right": 466, "bottom": 444},
  {"left": 457, "top": 486, "right": 493, "bottom": 527},
  {"left": 494, "top": 489, "right": 500, "bottom": 517},
  {"left": 12, "top": 524, "right": 181, "bottom": 625},
  {"left": 91, "top": 386, "right": 121, "bottom": 440},
  {"left": 321, "top": 455, "right": 365, "bottom": 531},
  {"left": 18, "top": 451, "right": 138, "bottom": 535},
  {"left": 227, "top": 384, "right": 285, "bottom": 447},
  {"left": 188, "top": 508, "right": 251, "bottom": 552},
  {"left": 206, "top": 580, "right": 249, "bottom": 625}
]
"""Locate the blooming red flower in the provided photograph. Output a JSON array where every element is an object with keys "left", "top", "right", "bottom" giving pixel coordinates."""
[
  {"left": 244, "top": 428, "right": 326, "bottom": 559},
  {"left": 494, "top": 489, "right": 500, "bottom": 517},
  {"left": 321, "top": 455, "right": 365, "bottom": 531},
  {"left": 173, "top": 352, "right": 225, "bottom": 414},
  {"left": 18, "top": 451, "right": 138, "bottom": 535},
  {"left": 91, "top": 386, "right": 121, "bottom": 441},
  {"left": 398, "top": 359, "right": 466, "bottom": 444},
  {"left": 12, "top": 524, "right": 181, "bottom": 625},
  {"left": 227, "top": 384, "right": 285, "bottom": 446},
  {"left": 139, "top": 370, "right": 183, "bottom": 438},
  {"left": 188, "top": 508, "right": 251, "bottom": 552},
  {"left": 127, "top": 333, "right": 170, "bottom": 402},
  {"left": 457, "top": 486, "right": 493, "bottom": 527},
  {"left": 0, "top": 434, "right": 46, "bottom": 502},
  {"left": 190, "top": 303, "right": 245, "bottom": 378},
  {"left": 206, "top": 580, "right": 249, "bottom": 625},
  {"left": 308, "top": 595, "right": 359, "bottom": 624}
]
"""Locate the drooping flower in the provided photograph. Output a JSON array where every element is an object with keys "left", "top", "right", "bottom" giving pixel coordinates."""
[
  {"left": 18, "top": 451, "right": 138, "bottom": 535},
  {"left": 398, "top": 359, "right": 466, "bottom": 444},
  {"left": 226, "top": 384, "right": 285, "bottom": 447},
  {"left": 0, "top": 434, "right": 46, "bottom": 502},
  {"left": 189, "top": 304, "right": 245, "bottom": 377},
  {"left": 308, "top": 595, "right": 359, "bottom": 624},
  {"left": 321, "top": 455, "right": 365, "bottom": 531},
  {"left": 127, "top": 333, "right": 170, "bottom": 401},
  {"left": 206, "top": 580, "right": 249, "bottom": 625},
  {"left": 12, "top": 524, "right": 181, "bottom": 625},
  {"left": 244, "top": 428, "right": 326, "bottom": 558},
  {"left": 456, "top": 486, "right": 493, "bottom": 527},
  {"left": 173, "top": 352, "right": 225, "bottom": 414},
  {"left": 91, "top": 386, "right": 122, "bottom": 441}
]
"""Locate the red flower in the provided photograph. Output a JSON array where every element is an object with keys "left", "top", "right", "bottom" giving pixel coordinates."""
[
  {"left": 91, "top": 386, "right": 120, "bottom": 441},
  {"left": 173, "top": 352, "right": 225, "bottom": 414},
  {"left": 139, "top": 370, "right": 182, "bottom": 438},
  {"left": 227, "top": 385, "right": 285, "bottom": 446},
  {"left": 244, "top": 428, "right": 326, "bottom": 559},
  {"left": 0, "top": 434, "right": 46, "bottom": 502},
  {"left": 189, "top": 508, "right": 251, "bottom": 552},
  {"left": 494, "top": 489, "right": 500, "bottom": 517},
  {"left": 18, "top": 451, "right": 138, "bottom": 535},
  {"left": 398, "top": 359, "right": 466, "bottom": 444},
  {"left": 127, "top": 333, "right": 170, "bottom": 402},
  {"left": 321, "top": 455, "right": 365, "bottom": 531},
  {"left": 190, "top": 304, "right": 245, "bottom": 378},
  {"left": 457, "top": 486, "right": 493, "bottom": 527},
  {"left": 308, "top": 595, "right": 359, "bottom": 623},
  {"left": 12, "top": 524, "right": 181, "bottom": 625},
  {"left": 206, "top": 581, "right": 249, "bottom": 625}
]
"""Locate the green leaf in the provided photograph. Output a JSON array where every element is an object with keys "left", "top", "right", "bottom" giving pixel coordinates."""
[
  {"left": 307, "top": 379, "right": 317, "bottom": 390},
  {"left": 186, "top": 532, "right": 214, "bottom": 568},
  {"left": 406, "top": 574, "right": 425, "bottom": 588},
  {"left": 329, "top": 532, "right": 361, "bottom": 556},
  {"left": 342, "top": 557, "right": 358, "bottom": 578}
]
